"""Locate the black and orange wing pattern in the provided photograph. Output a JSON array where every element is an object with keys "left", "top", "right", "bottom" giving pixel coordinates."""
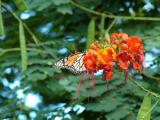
[{"left": 54, "top": 52, "right": 86, "bottom": 73}]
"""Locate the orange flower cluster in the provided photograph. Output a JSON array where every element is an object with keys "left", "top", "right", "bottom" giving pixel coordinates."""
[{"left": 83, "top": 32, "right": 144, "bottom": 81}]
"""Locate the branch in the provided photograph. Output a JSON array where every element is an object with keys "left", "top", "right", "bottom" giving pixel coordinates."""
[
  {"left": 105, "top": 18, "right": 116, "bottom": 33},
  {"left": 0, "top": 48, "right": 50, "bottom": 57},
  {"left": 0, "top": 2, "right": 39, "bottom": 45},
  {"left": 129, "top": 77, "right": 160, "bottom": 99},
  {"left": 142, "top": 71, "right": 160, "bottom": 82},
  {"left": 70, "top": 0, "right": 160, "bottom": 21}
]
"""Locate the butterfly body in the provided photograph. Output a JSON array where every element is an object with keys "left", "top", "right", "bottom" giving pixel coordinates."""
[{"left": 55, "top": 52, "right": 86, "bottom": 73}]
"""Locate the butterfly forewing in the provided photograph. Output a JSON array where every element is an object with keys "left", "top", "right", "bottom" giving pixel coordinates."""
[{"left": 54, "top": 52, "right": 86, "bottom": 73}]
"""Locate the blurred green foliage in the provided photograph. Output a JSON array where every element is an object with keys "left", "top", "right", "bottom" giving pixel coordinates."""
[{"left": 0, "top": 0, "right": 160, "bottom": 119}]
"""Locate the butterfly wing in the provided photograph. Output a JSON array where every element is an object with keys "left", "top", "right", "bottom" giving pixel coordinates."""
[{"left": 54, "top": 52, "right": 86, "bottom": 73}]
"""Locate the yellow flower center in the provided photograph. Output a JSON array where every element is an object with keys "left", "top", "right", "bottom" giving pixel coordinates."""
[{"left": 97, "top": 47, "right": 116, "bottom": 65}]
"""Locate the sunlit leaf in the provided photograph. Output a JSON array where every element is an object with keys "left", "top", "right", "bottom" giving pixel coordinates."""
[
  {"left": 12, "top": 0, "right": 29, "bottom": 11},
  {"left": 0, "top": 0, "right": 5, "bottom": 36},
  {"left": 19, "top": 22, "right": 27, "bottom": 72},
  {"left": 137, "top": 95, "right": 151, "bottom": 120},
  {"left": 86, "top": 19, "right": 95, "bottom": 49}
]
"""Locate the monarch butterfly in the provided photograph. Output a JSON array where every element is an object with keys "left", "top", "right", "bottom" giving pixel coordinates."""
[{"left": 54, "top": 52, "right": 87, "bottom": 73}]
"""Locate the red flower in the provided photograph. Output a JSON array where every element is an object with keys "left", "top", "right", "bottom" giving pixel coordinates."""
[
  {"left": 97, "top": 47, "right": 116, "bottom": 65},
  {"left": 121, "top": 43, "right": 128, "bottom": 51},
  {"left": 112, "top": 44, "right": 117, "bottom": 50},
  {"left": 90, "top": 41, "right": 100, "bottom": 52},
  {"left": 96, "top": 47, "right": 115, "bottom": 80},
  {"left": 133, "top": 62, "right": 142, "bottom": 70},
  {"left": 103, "top": 71, "right": 113, "bottom": 80},
  {"left": 116, "top": 51, "right": 133, "bottom": 70},
  {"left": 83, "top": 50, "right": 98, "bottom": 73},
  {"left": 132, "top": 52, "right": 144, "bottom": 71},
  {"left": 127, "top": 36, "right": 142, "bottom": 53},
  {"left": 109, "top": 32, "right": 129, "bottom": 44},
  {"left": 102, "top": 62, "right": 113, "bottom": 80},
  {"left": 81, "top": 32, "right": 144, "bottom": 85},
  {"left": 118, "top": 60, "right": 129, "bottom": 70},
  {"left": 134, "top": 52, "right": 144, "bottom": 63}
]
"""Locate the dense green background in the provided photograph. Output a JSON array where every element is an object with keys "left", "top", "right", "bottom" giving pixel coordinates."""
[{"left": 0, "top": 0, "right": 160, "bottom": 120}]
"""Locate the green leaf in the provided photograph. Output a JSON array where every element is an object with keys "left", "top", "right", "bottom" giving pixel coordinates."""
[
  {"left": 47, "top": 80, "right": 65, "bottom": 96},
  {"left": 19, "top": 22, "right": 27, "bottom": 72},
  {"left": 140, "top": 26, "right": 160, "bottom": 50},
  {"left": 59, "top": 76, "right": 78, "bottom": 92},
  {"left": 12, "top": 0, "right": 29, "bottom": 11},
  {"left": 137, "top": 95, "right": 151, "bottom": 120},
  {"left": 86, "top": 96, "right": 121, "bottom": 112},
  {"left": 27, "top": 1, "right": 52, "bottom": 11},
  {"left": 99, "top": 14, "right": 105, "bottom": 38},
  {"left": 86, "top": 19, "right": 95, "bottom": 49},
  {"left": 52, "top": 0, "right": 70, "bottom": 5},
  {"left": 57, "top": 4, "right": 73, "bottom": 14},
  {"left": 32, "top": 35, "right": 39, "bottom": 46},
  {"left": 28, "top": 58, "right": 53, "bottom": 65},
  {"left": 0, "top": 0, "right": 5, "bottom": 36},
  {"left": 106, "top": 105, "right": 131, "bottom": 120},
  {"left": 105, "top": 31, "right": 110, "bottom": 39},
  {"left": 27, "top": 72, "right": 47, "bottom": 81}
]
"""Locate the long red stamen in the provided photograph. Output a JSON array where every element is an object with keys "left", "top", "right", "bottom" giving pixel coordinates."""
[
  {"left": 105, "top": 79, "right": 109, "bottom": 91},
  {"left": 91, "top": 73, "right": 96, "bottom": 91},
  {"left": 124, "top": 70, "right": 128, "bottom": 84},
  {"left": 87, "top": 91, "right": 90, "bottom": 103},
  {"left": 76, "top": 72, "right": 85, "bottom": 98}
]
